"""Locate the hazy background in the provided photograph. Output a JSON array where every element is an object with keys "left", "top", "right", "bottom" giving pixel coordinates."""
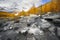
[{"left": 0, "top": 0, "right": 51, "bottom": 12}]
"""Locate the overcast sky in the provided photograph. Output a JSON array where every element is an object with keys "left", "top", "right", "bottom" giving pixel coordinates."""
[{"left": 0, "top": 0, "right": 51, "bottom": 12}]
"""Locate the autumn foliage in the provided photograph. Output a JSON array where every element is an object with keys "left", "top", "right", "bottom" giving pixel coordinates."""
[{"left": 0, "top": 11, "right": 15, "bottom": 18}]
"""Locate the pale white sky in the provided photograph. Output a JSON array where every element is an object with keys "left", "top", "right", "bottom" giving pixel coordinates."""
[{"left": 0, "top": 0, "right": 51, "bottom": 12}]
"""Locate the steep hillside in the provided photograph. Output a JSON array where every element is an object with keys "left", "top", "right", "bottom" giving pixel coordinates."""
[
  {"left": 28, "top": 6, "right": 39, "bottom": 15},
  {"left": 38, "top": 0, "right": 60, "bottom": 13}
]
